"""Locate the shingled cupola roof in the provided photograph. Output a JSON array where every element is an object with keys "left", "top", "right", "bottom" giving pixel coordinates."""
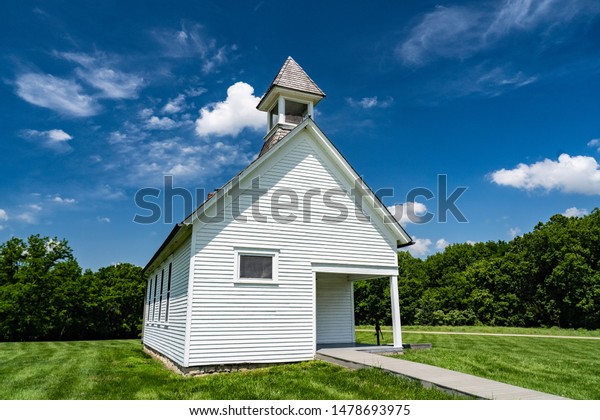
[
  {"left": 257, "top": 57, "right": 326, "bottom": 157},
  {"left": 257, "top": 57, "right": 325, "bottom": 112}
]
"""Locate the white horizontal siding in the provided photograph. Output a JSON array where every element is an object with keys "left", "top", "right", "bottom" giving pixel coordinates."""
[
  {"left": 316, "top": 274, "right": 354, "bottom": 344},
  {"left": 143, "top": 235, "right": 190, "bottom": 366},
  {"left": 187, "top": 133, "right": 398, "bottom": 366}
]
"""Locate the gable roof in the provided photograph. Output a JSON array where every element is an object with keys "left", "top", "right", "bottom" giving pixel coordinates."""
[
  {"left": 144, "top": 118, "right": 413, "bottom": 273},
  {"left": 256, "top": 57, "right": 325, "bottom": 110}
]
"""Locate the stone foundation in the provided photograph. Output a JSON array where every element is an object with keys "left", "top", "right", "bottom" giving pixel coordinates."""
[{"left": 143, "top": 344, "right": 291, "bottom": 376}]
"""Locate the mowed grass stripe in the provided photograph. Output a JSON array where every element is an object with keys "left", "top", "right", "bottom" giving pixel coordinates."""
[
  {"left": 0, "top": 340, "right": 459, "bottom": 400},
  {"left": 355, "top": 330, "right": 600, "bottom": 400}
]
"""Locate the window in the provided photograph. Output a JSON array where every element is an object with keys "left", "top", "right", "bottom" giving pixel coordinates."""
[
  {"left": 146, "top": 259, "right": 174, "bottom": 325},
  {"left": 146, "top": 278, "right": 153, "bottom": 322},
  {"left": 235, "top": 248, "right": 279, "bottom": 283},
  {"left": 165, "top": 262, "right": 172, "bottom": 322},
  {"left": 158, "top": 269, "right": 164, "bottom": 321},
  {"left": 152, "top": 274, "right": 158, "bottom": 321},
  {"left": 240, "top": 255, "right": 272, "bottom": 279},
  {"left": 269, "top": 103, "right": 279, "bottom": 130}
]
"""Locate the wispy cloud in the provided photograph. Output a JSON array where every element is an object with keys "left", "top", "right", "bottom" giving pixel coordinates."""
[
  {"left": 59, "top": 52, "right": 144, "bottom": 99},
  {"left": 588, "top": 138, "right": 600, "bottom": 152},
  {"left": 490, "top": 153, "right": 600, "bottom": 195},
  {"left": 91, "top": 184, "right": 127, "bottom": 201},
  {"left": 107, "top": 120, "right": 254, "bottom": 186},
  {"left": 19, "top": 129, "right": 74, "bottom": 153},
  {"left": 185, "top": 87, "right": 207, "bottom": 97},
  {"left": 508, "top": 227, "right": 521, "bottom": 238},
  {"left": 195, "top": 82, "right": 263, "bottom": 137},
  {"left": 439, "top": 64, "right": 538, "bottom": 98},
  {"left": 97, "top": 216, "right": 111, "bottom": 223},
  {"left": 14, "top": 51, "right": 144, "bottom": 117},
  {"left": 15, "top": 73, "right": 99, "bottom": 117},
  {"left": 15, "top": 204, "right": 43, "bottom": 224},
  {"left": 397, "top": 0, "right": 598, "bottom": 66},
  {"left": 152, "top": 22, "right": 236, "bottom": 74},
  {"left": 397, "top": 5, "right": 484, "bottom": 66},
  {"left": 346, "top": 96, "right": 394, "bottom": 109},
  {"left": 162, "top": 94, "right": 187, "bottom": 114}
]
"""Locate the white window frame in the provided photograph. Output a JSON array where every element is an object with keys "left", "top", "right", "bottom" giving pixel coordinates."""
[{"left": 234, "top": 247, "right": 279, "bottom": 284}]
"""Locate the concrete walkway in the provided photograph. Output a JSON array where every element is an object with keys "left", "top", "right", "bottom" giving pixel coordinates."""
[{"left": 316, "top": 347, "right": 568, "bottom": 400}]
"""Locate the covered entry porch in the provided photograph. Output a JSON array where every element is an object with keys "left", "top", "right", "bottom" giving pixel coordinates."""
[{"left": 311, "top": 263, "right": 402, "bottom": 353}]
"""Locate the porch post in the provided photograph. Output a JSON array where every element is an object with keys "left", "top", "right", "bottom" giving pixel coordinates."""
[{"left": 390, "top": 275, "right": 402, "bottom": 348}]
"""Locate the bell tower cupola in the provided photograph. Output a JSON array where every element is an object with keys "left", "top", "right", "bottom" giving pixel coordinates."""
[{"left": 257, "top": 57, "right": 325, "bottom": 155}]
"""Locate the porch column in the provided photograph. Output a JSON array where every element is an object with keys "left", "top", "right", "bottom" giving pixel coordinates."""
[{"left": 390, "top": 275, "right": 402, "bottom": 348}]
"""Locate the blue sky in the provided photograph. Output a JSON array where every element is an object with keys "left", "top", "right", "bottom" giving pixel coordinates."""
[{"left": 1, "top": 0, "right": 599, "bottom": 269}]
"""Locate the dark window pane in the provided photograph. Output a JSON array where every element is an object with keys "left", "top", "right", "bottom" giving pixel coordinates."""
[{"left": 240, "top": 255, "right": 272, "bottom": 279}]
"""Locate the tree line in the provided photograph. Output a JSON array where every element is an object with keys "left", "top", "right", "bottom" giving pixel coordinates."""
[
  {"left": 0, "top": 235, "right": 144, "bottom": 341},
  {"left": 2, "top": 209, "right": 598, "bottom": 341},
  {"left": 355, "top": 209, "right": 600, "bottom": 330}
]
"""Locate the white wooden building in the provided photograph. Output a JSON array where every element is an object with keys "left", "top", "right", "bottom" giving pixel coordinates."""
[{"left": 142, "top": 57, "right": 413, "bottom": 372}]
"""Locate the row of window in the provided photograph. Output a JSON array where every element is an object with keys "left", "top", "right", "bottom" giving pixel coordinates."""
[
  {"left": 146, "top": 261, "right": 172, "bottom": 323},
  {"left": 145, "top": 249, "right": 278, "bottom": 325}
]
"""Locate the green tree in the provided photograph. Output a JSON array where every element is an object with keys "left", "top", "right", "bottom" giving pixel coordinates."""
[
  {"left": 0, "top": 235, "right": 81, "bottom": 340},
  {"left": 89, "top": 263, "right": 144, "bottom": 339}
]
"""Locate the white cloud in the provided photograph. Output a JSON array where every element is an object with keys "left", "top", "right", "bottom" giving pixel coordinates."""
[
  {"left": 433, "top": 63, "right": 538, "bottom": 99},
  {"left": 75, "top": 67, "right": 143, "bottom": 99},
  {"left": 97, "top": 216, "right": 111, "bottom": 223},
  {"left": 47, "top": 129, "right": 72, "bottom": 142},
  {"left": 15, "top": 204, "right": 42, "bottom": 224},
  {"left": 146, "top": 116, "right": 178, "bottom": 130},
  {"left": 108, "top": 126, "right": 254, "bottom": 186},
  {"left": 162, "top": 94, "right": 187, "bottom": 114},
  {"left": 435, "top": 238, "right": 450, "bottom": 251},
  {"left": 388, "top": 202, "right": 428, "bottom": 226},
  {"left": 138, "top": 108, "right": 153, "bottom": 118},
  {"left": 406, "top": 237, "right": 432, "bottom": 258},
  {"left": 60, "top": 51, "right": 144, "bottom": 99},
  {"left": 466, "top": 240, "right": 476, "bottom": 245},
  {"left": 15, "top": 73, "right": 99, "bottom": 117},
  {"left": 397, "top": 0, "right": 598, "bottom": 66},
  {"left": 588, "top": 138, "right": 600, "bottom": 152},
  {"left": 563, "top": 207, "right": 588, "bottom": 217},
  {"left": 195, "top": 82, "right": 264, "bottom": 137},
  {"left": 490, "top": 153, "right": 600, "bottom": 195},
  {"left": 397, "top": 6, "right": 484, "bottom": 66},
  {"left": 0, "top": 209, "right": 8, "bottom": 222},
  {"left": 473, "top": 66, "right": 537, "bottom": 95},
  {"left": 50, "top": 195, "right": 76, "bottom": 205},
  {"left": 20, "top": 129, "right": 74, "bottom": 153},
  {"left": 346, "top": 96, "right": 394, "bottom": 109},
  {"left": 508, "top": 227, "right": 521, "bottom": 238},
  {"left": 185, "top": 87, "right": 207, "bottom": 97}
]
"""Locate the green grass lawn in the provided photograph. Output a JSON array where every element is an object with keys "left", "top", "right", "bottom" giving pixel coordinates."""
[
  {"left": 0, "top": 340, "right": 457, "bottom": 400},
  {"left": 357, "top": 325, "right": 600, "bottom": 337},
  {"left": 356, "top": 328, "right": 600, "bottom": 400}
]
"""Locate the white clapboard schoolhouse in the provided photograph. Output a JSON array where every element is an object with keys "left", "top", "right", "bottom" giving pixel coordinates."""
[{"left": 142, "top": 57, "right": 413, "bottom": 372}]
